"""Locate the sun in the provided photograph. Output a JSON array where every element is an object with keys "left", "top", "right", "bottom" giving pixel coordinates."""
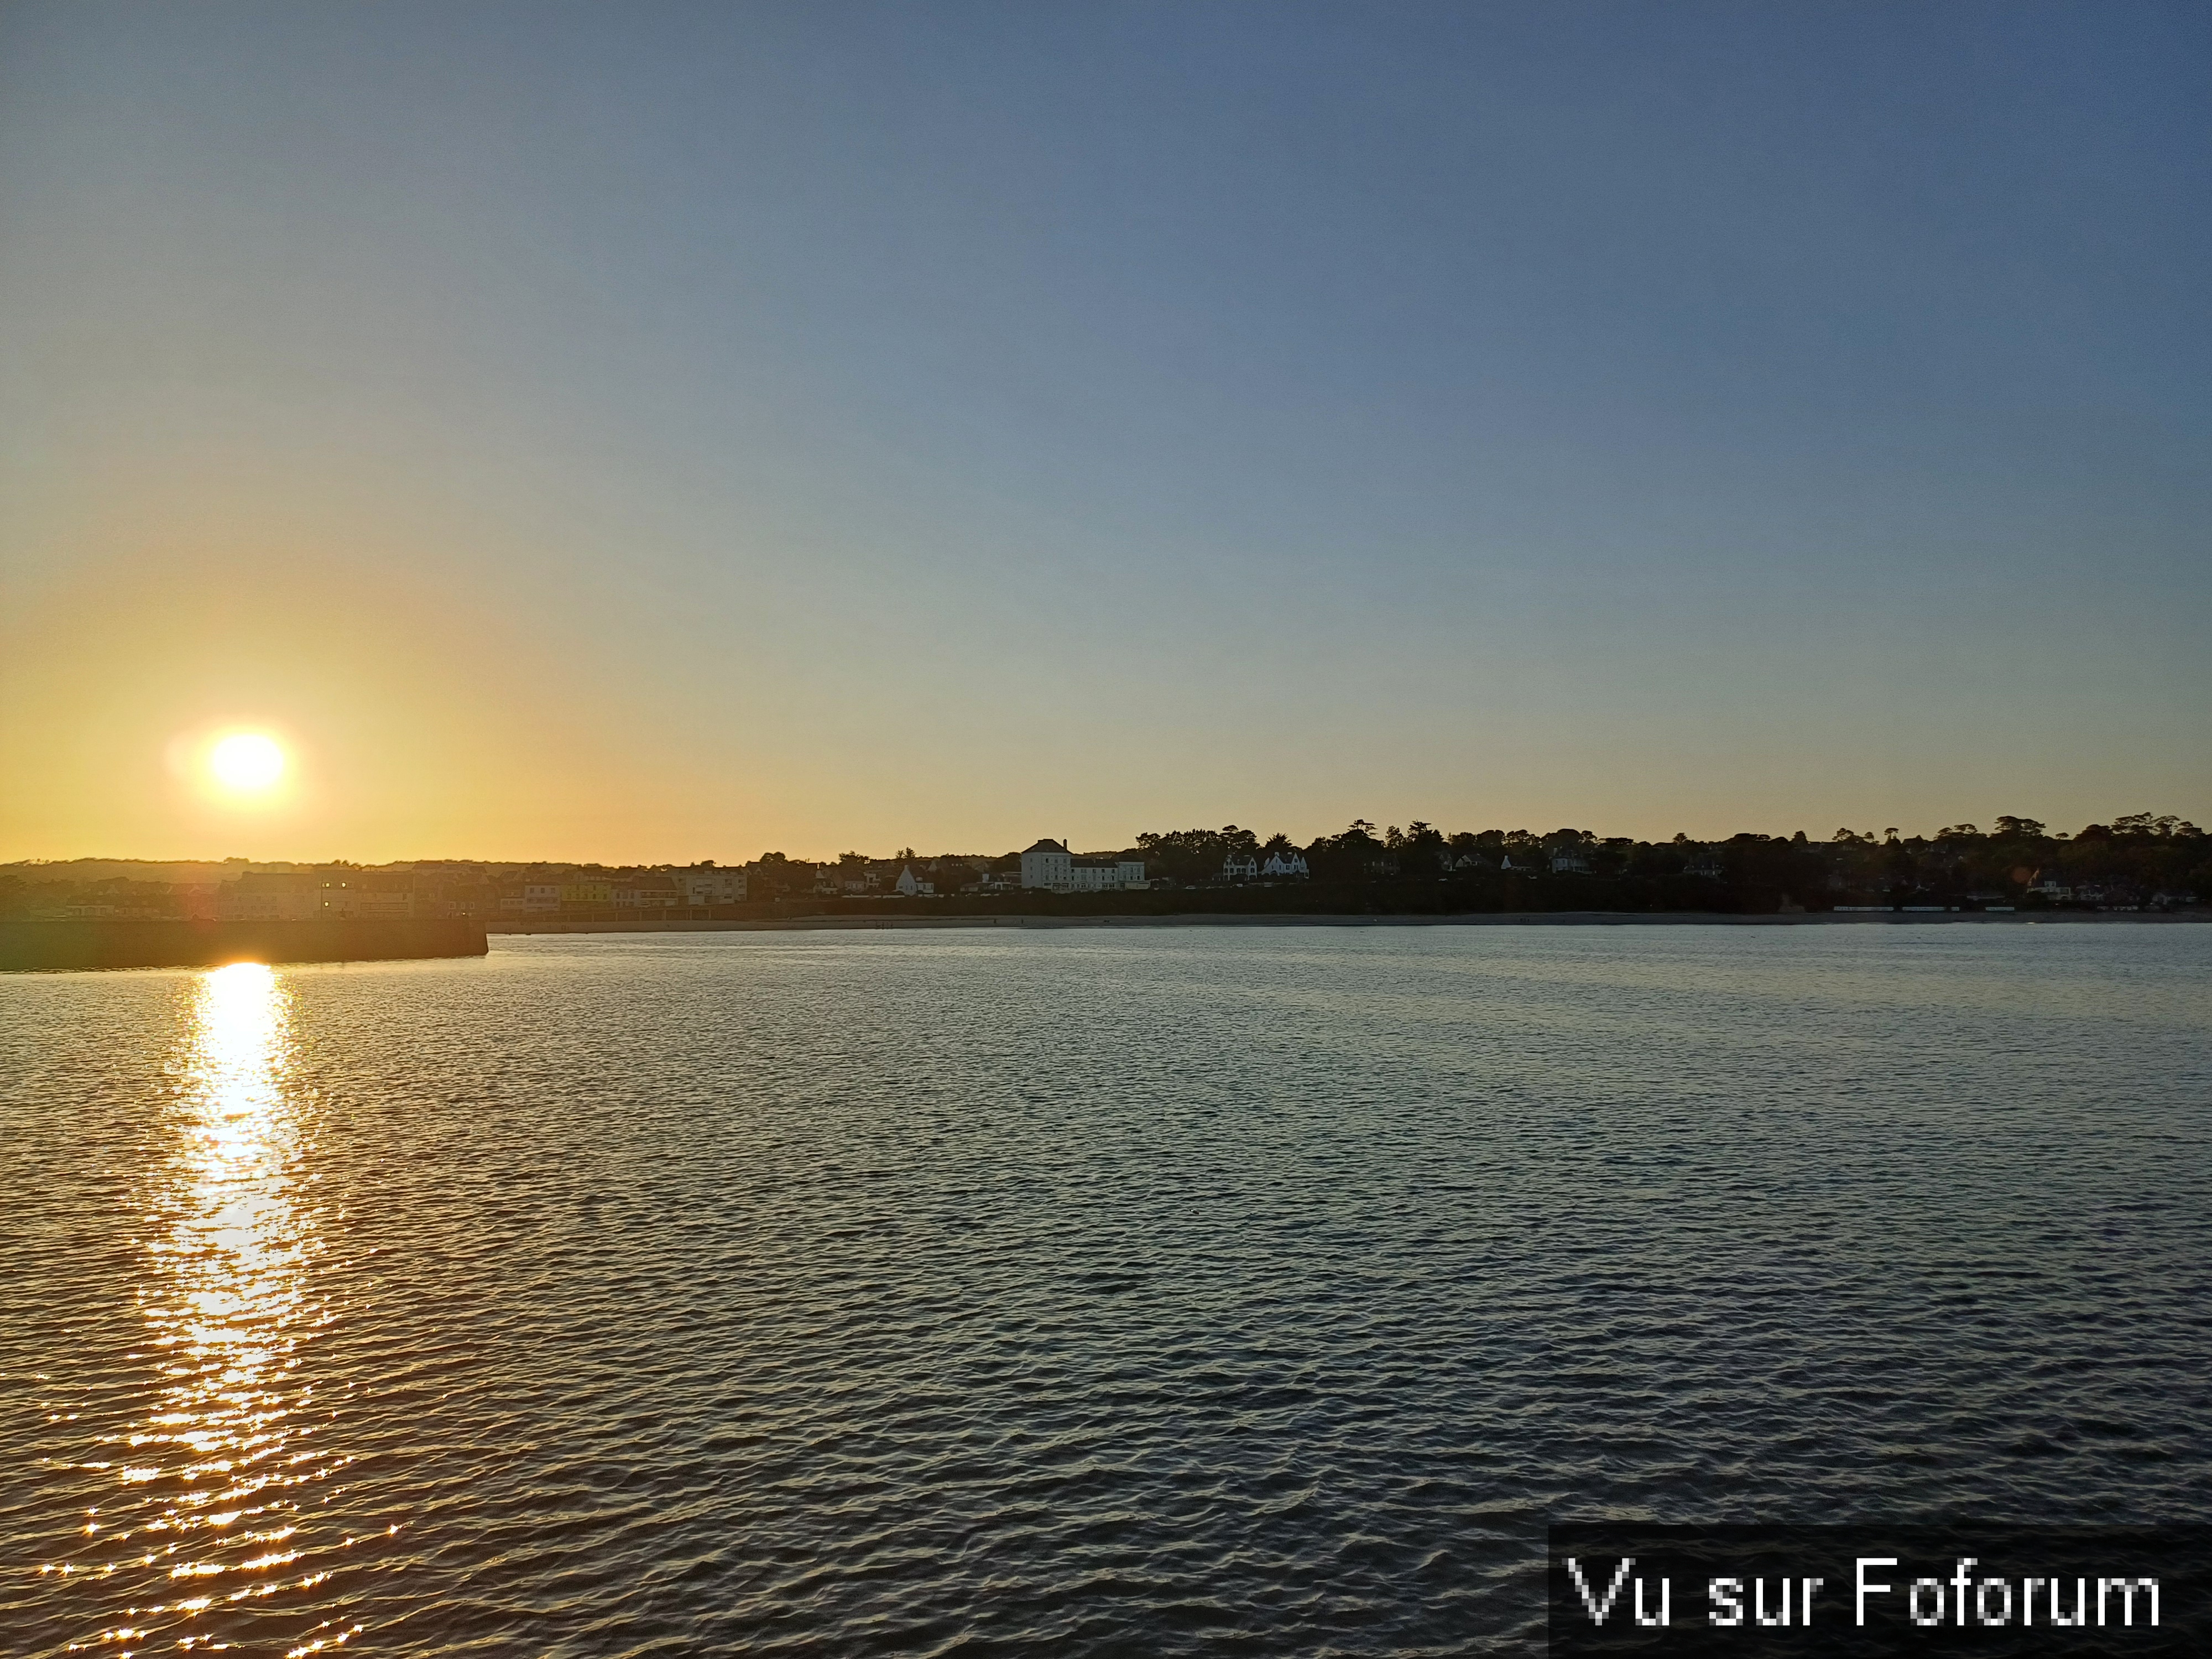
[{"left": 207, "top": 732, "right": 289, "bottom": 796}]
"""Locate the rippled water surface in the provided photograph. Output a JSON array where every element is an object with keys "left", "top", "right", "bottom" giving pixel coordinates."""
[{"left": 4, "top": 926, "right": 2209, "bottom": 1656}]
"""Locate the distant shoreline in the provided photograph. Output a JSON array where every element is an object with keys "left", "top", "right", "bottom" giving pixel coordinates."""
[
  {"left": 1, "top": 917, "right": 489, "bottom": 972},
  {"left": 492, "top": 909, "right": 2209, "bottom": 935}
]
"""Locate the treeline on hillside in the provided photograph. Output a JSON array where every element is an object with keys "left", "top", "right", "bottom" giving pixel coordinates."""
[
  {"left": 1121, "top": 813, "right": 2208, "bottom": 911},
  {"left": 4, "top": 813, "right": 2204, "bottom": 919}
]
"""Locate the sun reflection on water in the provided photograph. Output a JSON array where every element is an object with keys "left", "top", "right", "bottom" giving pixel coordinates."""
[{"left": 62, "top": 964, "right": 364, "bottom": 1656}]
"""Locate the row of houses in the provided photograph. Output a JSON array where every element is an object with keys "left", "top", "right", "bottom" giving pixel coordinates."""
[
  {"left": 1019, "top": 841, "right": 1149, "bottom": 893},
  {"left": 501, "top": 867, "right": 747, "bottom": 911},
  {"left": 1219, "top": 851, "right": 1312, "bottom": 881},
  {"left": 204, "top": 838, "right": 1757, "bottom": 920},
  {"left": 2023, "top": 873, "right": 2195, "bottom": 907},
  {"left": 1212, "top": 847, "right": 1724, "bottom": 881},
  {"left": 216, "top": 848, "right": 1152, "bottom": 917},
  {"left": 697, "top": 846, "right": 1149, "bottom": 899},
  {"left": 215, "top": 846, "right": 1156, "bottom": 916},
  {"left": 813, "top": 855, "right": 1002, "bottom": 897}
]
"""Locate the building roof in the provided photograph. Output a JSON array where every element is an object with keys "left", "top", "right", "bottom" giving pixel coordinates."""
[{"left": 1022, "top": 838, "right": 1068, "bottom": 854}]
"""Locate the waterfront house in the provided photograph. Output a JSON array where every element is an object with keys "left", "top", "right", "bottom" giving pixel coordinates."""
[
  {"left": 352, "top": 871, "right": 417, "bottom": 919},
  {"left": 1071, "top": 856, "right": 1145, "bottom": 892},
  {"left": 813, "top": 863, "right": 870, "bottom": 895},
  {"left": 218, "top": 872, "right": 320, "bottom": 921},
  {"left": 613, "top": 875, "right": 682, "bottom": 907},
  {"left": 1019, "top": 838, "right": 1072, "bottom": 889},
  {"left": 1020, "top": 839, "right": 1145, "bottom": 892},
  {"left": 675, "top": 865, "right": 747, "bottom": 905},
  {"left": 316, "top": 872, "right": 357, "bottom": 917}
]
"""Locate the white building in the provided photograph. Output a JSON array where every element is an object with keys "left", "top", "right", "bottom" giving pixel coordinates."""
[
  {"left": 1221, "top": 852, "right": 1259, "bottom": 882},
  {"left": 1072, "top": 858, "right": 1145, "bottom": 891},
  {"left": 316, "top": 870, "right": 416, "bottom": 919},
  {"left": 1020, "top": 838, "right": 1145, "bottom": 892},
  {"left": 1548, "top": 848, "right": 1591, "bottom": 875},
  {"left": 348, "top": 873, "right": 417, "bottom": 919},
  {"left": 1019, "top": 839, "right": 1072, "bottom": 889},
  {"left": 316, "top": 873, "right": 358, "bottom": 917},
  {"left": 1260, "top": 851, "right": 1310, "bottom": 879},
  {"left": 675, "top": 866, "right": 747, "bottom": 905}
]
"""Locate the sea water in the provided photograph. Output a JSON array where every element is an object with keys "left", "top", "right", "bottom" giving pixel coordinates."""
[{"left": 3, "top": 926, "right": 2207, "bottom": 1655}]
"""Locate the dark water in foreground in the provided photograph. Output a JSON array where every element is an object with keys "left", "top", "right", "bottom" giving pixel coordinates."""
[{"left": 3, "top": 927, "right": 2208, "bottom": 1656}]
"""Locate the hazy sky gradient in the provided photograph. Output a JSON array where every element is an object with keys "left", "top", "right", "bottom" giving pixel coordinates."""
[{"left": 3, "top": 1, "right": 2206, "bottom": 861}]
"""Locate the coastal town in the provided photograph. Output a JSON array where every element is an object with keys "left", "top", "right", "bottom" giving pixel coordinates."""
[{"left": 4, "top": 816, "right": 2204, "bottom": 923}]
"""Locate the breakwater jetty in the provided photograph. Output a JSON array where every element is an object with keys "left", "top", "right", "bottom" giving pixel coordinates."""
[{"left": 0, "top": 917, "right": 489, "bottom": 972}]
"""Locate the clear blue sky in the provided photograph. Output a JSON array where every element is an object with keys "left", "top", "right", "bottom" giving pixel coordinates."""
[{"left": 2, "top": 1, "right": 2205, "bottom": 860}]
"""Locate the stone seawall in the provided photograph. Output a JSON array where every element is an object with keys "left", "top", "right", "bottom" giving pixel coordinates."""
[{"left": 0, "top": 917, "right": 490, "bottom": 972}]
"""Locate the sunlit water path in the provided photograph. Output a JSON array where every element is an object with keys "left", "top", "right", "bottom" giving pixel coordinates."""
[{"left": 4, "top": 927, "right": 2209, "bottom": 1655}]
